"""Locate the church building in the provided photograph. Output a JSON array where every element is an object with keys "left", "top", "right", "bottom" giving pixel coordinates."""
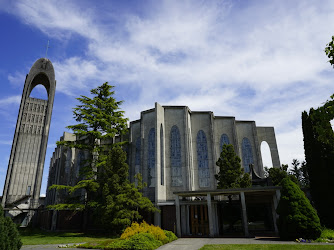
[{"left": 46, "top": 102, "right": 281, "bottom": 237}]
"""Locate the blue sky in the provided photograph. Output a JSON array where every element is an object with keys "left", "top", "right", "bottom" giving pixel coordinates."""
[{"left": 1, "top": 0, "right": 334, "bottom": 196}]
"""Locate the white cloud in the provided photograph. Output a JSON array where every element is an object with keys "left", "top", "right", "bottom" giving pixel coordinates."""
[
  {"left": 8, "top": 71, "right": 25, "bottom": 87},
  {"left": 4, "top": 0, "right": 334, "bottom": 174},
  {"left": 0, "top": 95, "right": 21, "bottom": 106}
]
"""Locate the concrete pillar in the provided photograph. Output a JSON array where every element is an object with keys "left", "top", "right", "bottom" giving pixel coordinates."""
[
  {"left": 175, "top": 195, "right": 181, "bottom": 237},
  {"left": 154, "top": 206, "right": 161, "bottom": 227},
  {"left": 240, "top": 192, "right": 249, "bottom": 237},
  {"left": 271, "top": 194, "right": 278, "bottom": 233},
  {"left": 207, "top": 193, "right": 214, "bottom": 237}
]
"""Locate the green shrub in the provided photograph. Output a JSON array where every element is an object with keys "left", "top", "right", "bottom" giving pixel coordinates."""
[
  {"left": 277, "top": 178, "right": 322, "bottom": 240},
  {"left": 108, "top": 233, "right": 162, "bottom": 250},
  {"left": 0, "top": 205, "right": 22, "bottom": 250},
  {"left": 163, "top": 230, "right": 177, "bottom": 243}
]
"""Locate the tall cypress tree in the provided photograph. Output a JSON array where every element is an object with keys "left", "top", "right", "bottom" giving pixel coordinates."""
[{"left": 302, "top": 108, "right": 334, "bottom": 228}]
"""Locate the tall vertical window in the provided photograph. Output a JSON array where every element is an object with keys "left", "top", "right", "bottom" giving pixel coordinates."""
[
  {"left": 242, "top": 137, "right": 253, "bottom": 173},
  {"left": 160, "top": 125, "right": 164, "bottom": 185},
  {"left": 26, "top": 186, "right": 31, "bottom": 196},
  {"left": 220, "top": 134, "right": 230, "bottom": 151},
  {"left": 197, "top": 130, "right": 210, "bottom": 187},
  {"left": 76, "top": 151, "right": 84, "bottom": 179},
  {"left": 170, "top": 125, "right": 182, "bottom": 186},
  {"left": 135, "top": 137, "right": 141, "bottom": 174},
  {"left": 148, "top": 128, "right": 155, "bottom": 187}
]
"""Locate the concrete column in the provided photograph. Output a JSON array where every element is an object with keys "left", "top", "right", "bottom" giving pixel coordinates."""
[
  {"left": 207, "top": 193, "right": 214, "bottom": 237},
  {"left": 154, "top": 206, "right": 161, "bottom": 227},
  {"left": 175, "top": 195, "right": 181, "bottom": 237},
  {"left": 240, "top": 192, "right": 249, "bottom": 237},
  {"left": 271, "top": 194, "right": 278, "bottom": 233}
]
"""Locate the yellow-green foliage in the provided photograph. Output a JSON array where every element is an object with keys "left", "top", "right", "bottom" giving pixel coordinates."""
[{"left": 120, "top": 221, "right": 167, "bottom": 243}]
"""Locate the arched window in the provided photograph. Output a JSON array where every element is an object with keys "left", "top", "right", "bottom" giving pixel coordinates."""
[
  {"left": 261, "top": 141, "right": 273, "bottom": 168},
  {"left": 135, "top": 137, "right": 141, "bottom": 175},
  {"left": 160, "top": 125, "right": 164, "bottom": 185},
  {"left": 197, "top": 130, "right": 210, "bottom": 187},
  {"left": 242, "top": 137, "right": 253, "bottom": 173},
  {"left": 148, "top": 128, "right": 155, "bottom": 187},
  {"left": 220, "top": 134, "right": 230, "bottom": 151},
  {"left": 170, "top": 125, "right": 182, "bottom": 186}
]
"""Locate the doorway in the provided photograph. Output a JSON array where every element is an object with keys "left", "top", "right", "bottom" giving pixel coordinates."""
[{"left": 189, "top": 205, "right": 209, "bottom": 236}]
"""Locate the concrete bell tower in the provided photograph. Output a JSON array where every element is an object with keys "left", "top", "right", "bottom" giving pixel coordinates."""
[{"left": 1, "top": 58, "right": 56, "bottom": 225}]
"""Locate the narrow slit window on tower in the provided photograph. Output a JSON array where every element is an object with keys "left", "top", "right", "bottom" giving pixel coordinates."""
[
  {"left": 26, "top": 186, "right": 31, "bottom": 196},
  {"left": 148, "top": 128, "right": 156, "bottom": 187}
]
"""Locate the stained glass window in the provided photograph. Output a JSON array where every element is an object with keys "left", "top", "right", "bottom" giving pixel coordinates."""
[
  {"left": 220, "top": 134, "right": 230, "bottom": 151},
  {"left": 197, "top": 130, "right": 210, "bottom": 187},
  {"left": 170, "top": 125, "right": 182, "bottom": 186},
  {"left": 242, "top": 137, "right": 253, "bottom": 173},
  {"left": 148, "top": 128, "right": 155, "bottom": 187}
]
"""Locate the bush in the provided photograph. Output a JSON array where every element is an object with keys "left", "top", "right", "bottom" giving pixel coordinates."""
[
  {"left": 0, "top": 205, "right": 22, "bottom": 250},
  {"left": 277, "top": 178, "right": 322, "bottom": 240},
  {"left": 163, "top": 230, "right": 177, "bottom": 243},
  {"left": 107, "top": 233, "right": 162, "bottom": 250},
  {"left": 120, "top": 221, "right": 167, "bottom": 243}
]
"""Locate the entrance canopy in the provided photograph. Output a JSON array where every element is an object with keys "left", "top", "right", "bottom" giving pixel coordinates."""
[{"left": 173, "top": 186, "right": 281, "bottom": 238}]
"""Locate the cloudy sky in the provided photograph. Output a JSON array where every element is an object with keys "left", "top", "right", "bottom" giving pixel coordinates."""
[{"left": 0, "top": 0, "right": 334, "bottom": 196}]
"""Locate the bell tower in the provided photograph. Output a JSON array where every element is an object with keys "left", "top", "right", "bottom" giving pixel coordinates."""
[{"left": 2, "top": 58, "right": 56, "bottom": 225}]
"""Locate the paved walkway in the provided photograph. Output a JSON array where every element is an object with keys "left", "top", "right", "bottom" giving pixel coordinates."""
[{"left": 157, "top": 237, "right": 330, "bottom": 250}]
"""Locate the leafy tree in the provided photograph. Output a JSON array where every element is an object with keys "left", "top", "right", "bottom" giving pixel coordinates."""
[
  {"left": 49, "top": 82, "right": 156, "bottom": 231},
  {"left": 0, "top": 205, "right": 22, "bottom": 250},
  {"left": 277, "top": 178, "right": 321, "bottom": 240},
  {"left": 265, "top": 162, "right": 299, "bottom": 186},
  {"left": 215, "top": 144, "right": 251, "bottom": 189}
]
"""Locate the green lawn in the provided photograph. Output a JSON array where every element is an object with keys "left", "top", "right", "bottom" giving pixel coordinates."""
[
  {"left": 200, "top": 245, "right": 334, "bottom": 250},
  {"left": 19, "top": 228, "right": 114, "bottom": 245}
]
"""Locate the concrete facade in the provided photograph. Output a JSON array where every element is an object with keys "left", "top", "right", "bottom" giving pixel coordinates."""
[
  {"left": 1, "top": 58, "right": 56, "bottom": 225},
  {"left": 128, "top": 103, "right": 281, "bottom": 236},
  {"left": 45, "top": 102, "right": 281, "bottom": 235},
  {"left": 129, "top": 103, "right": 280, "bottom": 204}
]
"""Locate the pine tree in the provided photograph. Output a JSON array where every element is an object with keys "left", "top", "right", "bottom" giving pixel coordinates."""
[
  {"left": 97, "top": 145, "right": 157, "bottom": 232},
  {"left": 277, "top": 178, "right": 321, "bottom": 240},
  {"left": 215, "top": 144, "right": 251, "bottom": 189},
  {"left": 48, "top": 82, "right": 156, "bottom": 231}
]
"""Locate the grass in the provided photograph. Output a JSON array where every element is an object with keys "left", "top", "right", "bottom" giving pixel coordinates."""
[
  {"left": 19, "top": 228, "right": 114, "bottom": 245},
  {"left": 200, "top": 245, "right": 334, "bottom": 250}
]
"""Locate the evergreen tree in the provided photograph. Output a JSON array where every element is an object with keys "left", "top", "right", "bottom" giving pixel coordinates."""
[
  {"left": 289, "top": 159, "right": 301, "bottom": 183},
  {"left": 97, "top": 145, "right": 157, "bottom": 233},
  {"left": 0, "top": 205, "right": 22, "bottom": 250},
  {"left": 215, "top": 144, "right": 251, "bottom": 189},
  {"left": 215, "top": 144, "right": 251, "bottom": 232},
  {"left": 265, "top": 162, "right": 299, "bottom": 187},
  {"left": 302, "top": 108, "right": 334, "bottom": 228},
  {"left": 277, "top": 178, "right": 321, "bottom": 240},
  {"left": 49, "top": 82, "right": 156, "bottom": 231}
]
